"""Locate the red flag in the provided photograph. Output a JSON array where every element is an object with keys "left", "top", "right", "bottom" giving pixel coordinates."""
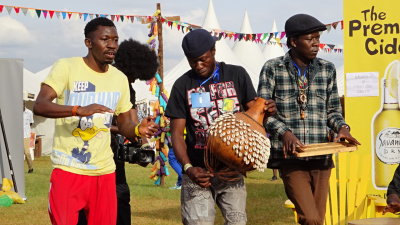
[
  {"left": 49, "top": 10, "right": 55, "bottom": 18},
  {"left": 13, "top": 7, "right": 20, "bottom": 14}
]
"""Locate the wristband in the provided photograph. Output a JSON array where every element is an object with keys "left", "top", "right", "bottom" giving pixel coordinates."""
[
  {"left": 72, "top": 105, "right": 80, "bottom": 116},
  {"left": 183, "top": 163, "right": 193, "bottom": 172},
  {"left": 341, "top": 124, "right": 350, "bottom": 131},
  {"left": 134, "top": 123, "right": 141, "bottom": 137}
]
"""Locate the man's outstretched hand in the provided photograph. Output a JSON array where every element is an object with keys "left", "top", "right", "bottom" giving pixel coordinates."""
[{"left": 139, "top": 116, "right": 159, "bottom": 138}]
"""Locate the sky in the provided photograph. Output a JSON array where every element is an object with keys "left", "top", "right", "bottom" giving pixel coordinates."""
[{"left": 0, "top": 0, "right": 344, "bottom": 73}]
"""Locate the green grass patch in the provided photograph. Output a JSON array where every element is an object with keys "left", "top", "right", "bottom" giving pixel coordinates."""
[{"left": 0, "top": 156, "right": 295, "bottom": 225}]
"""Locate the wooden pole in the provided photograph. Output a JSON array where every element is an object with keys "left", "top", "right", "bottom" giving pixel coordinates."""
[
  {"left": 156, "top": 3, "right": 165, "bottom": 187},
  {"left": 156, "top": 3, "right": 164, "bottom": 92}
]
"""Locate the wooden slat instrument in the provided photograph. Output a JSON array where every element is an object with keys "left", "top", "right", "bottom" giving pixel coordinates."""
[{"left": 294, "top": 142, "right": 358, "bottom": 157}]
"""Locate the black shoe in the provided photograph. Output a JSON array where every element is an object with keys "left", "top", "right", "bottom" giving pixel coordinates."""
[
  {"left": 28, "top": 169, "right": 33, "bottom": 173},
  {"left": 271, "top": 175, "right": 278, "bottom": 181}
]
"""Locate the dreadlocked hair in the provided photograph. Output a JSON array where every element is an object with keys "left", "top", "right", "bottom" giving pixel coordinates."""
[{"left": 114, "top": 38, "right": 159, "bottom": 82}]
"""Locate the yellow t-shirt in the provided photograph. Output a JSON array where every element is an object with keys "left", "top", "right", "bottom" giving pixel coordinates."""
[{"left": 44, "top": 57, "right": 132, "bottom": 176}]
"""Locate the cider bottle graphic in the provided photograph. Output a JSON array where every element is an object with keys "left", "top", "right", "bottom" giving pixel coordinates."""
[{"left": 373, "top": 60, "right": 400, "bottom": 188}]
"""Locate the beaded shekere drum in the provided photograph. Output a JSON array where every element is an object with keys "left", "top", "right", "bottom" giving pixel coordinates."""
[{"left": 206, "top": 98, "right": 271, "bottom": 175}]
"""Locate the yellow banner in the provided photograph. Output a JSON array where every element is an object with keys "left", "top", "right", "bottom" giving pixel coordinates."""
[{"left": 344, "top": 0, "right": 400, "bottom": 208}]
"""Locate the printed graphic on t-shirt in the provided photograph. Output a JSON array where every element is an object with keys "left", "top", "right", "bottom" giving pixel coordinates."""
[
  {"left": 51, "top": 81, "right": 119, "bottom": 169},
  {"left": 189, "top": 81, "right": 239, "bottom": 149}
]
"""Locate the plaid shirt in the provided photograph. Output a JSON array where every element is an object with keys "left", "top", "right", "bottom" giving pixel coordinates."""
[{"left": 257, "top": 51, "right": 347, "bottom": 167}]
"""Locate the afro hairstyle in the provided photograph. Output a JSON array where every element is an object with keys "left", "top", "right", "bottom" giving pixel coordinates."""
[
  {"left": 114, "top": 39, "right": 159, "bottom": 83},
  {"left": 84, "top": 17, "right": 116, "bottom": 38}
]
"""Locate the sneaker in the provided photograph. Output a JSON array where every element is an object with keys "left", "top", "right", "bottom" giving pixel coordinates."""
[
  {"left": 270, "top": 175, "right": 277, "bottom": 181},
  {"left": 28, "top": 169, "right": 33, "bottom": 173},
  {"left": 169, "top": 185, "right": 181, "bottom": 190}
]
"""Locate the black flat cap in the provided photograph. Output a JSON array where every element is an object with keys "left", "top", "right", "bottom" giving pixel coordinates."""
[
  {"left": 285, "top": 14, "right": 327, "bottom": 38},
  {"left": 182, "top": 29, "right": 216, "bottom": 59}
]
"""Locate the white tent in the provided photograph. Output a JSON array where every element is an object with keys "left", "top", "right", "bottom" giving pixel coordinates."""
[
  {"left": 24, "top": 66, "right": 55, "bottom": 156},
  {"left": 262, "top": 20, "right": 285, "bottom": 61},
  {"left": 24, "top": 66, "right": 52, "bottom": 100},
  {"left": 23, "top": 68, "right": 36, "bottom": 100},
  {"left": 232, "top": 10, "right": 264, "bottom": 88},
  {"left": 163, "top": 0, "right": 251, "bottom": 94}
]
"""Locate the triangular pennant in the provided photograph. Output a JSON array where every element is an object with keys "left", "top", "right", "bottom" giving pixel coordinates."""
[
  {"left": 245, "top": 34, "right": 250, "bottom": 41},
  {"left": 280, "top": 32, "right": 286, "bottom": 39},
  {"left": 49, "top": 10, "right": 55, "bottom": 18},
  {"left": 256, "top": 33, "right": 262, "bottom": 41},
  {"left": 120, "top": 15, "right": 124, "bottom": 22},
  {"left": 332, "top": 22, "right": 338, "bottom": 29},
  {"left": 111, "top": 15, "right": 115, "bottom": 21},
  {"left": 89, "top": 14, "right": 94, "bottom": 19},
  {"left": 234, "top": 33, "right": 239, "bottom": 41},
  {"left": 73, "top": 13, "right": 79, "bottom": 20},
  {"left": 177, "top": 24, "right": 181, "bottom": 31},
  {"left": 273, "top": 32, "right": 279, "bottom": 38},
  {"left": 79, "top": 13, "right": 83, "bottom": 19},
  {"left": 319, "top": 43, "right": 326, "bottom": 49},
  {"left": 238, "top": 34, "right": 244, "bottom": 41},
  {"left": 218, "top": 32, "right": 223, "bottom": 40},
  {"left": 251, "top": 34, "right": 256, "bottom": 41},
  {"left": 13, "top": 7, "right": 20, "bottom": 14},
  {"left": 95, "top": 14, "right": 100, "bottom": 18},
  {"left": 55, "top": 11, "right": 61, "bottom": 19},
  {"left": 67, "top": 12, "right": 72, "bottom": 19},
  {"left": 327, "top": 44, "right": 335, "bottom": 49},
  {"left": 326, "top": 24, "right": 332, "bottom": 32},
  {"left": 267, "top": 33, "right": 274, "bottom": 42},
  {"left": 28, "top": 9, "right": 36, "bottom": 17},
  {"left": 83, "top": 13, "right": 88, "bottom": 21},
  {"left": 36, "top": 9, "right": 42, "bottom": 18},
  {"left": 116, "top": 15, "right": 120, "bottom": 22},
  {"left": 261, "top": 33, "right": 268, "bottom": 41},
  {"left": 22, "top": 8, "right": 28, "bottom": 15},
  {"left": 61, "top": 12, "right": 66, "bottom": 19},
  {"left": 0, "top": 5, "right": 3, "bottom": 13},
  {"left": 130, "top": 16, "right": 134, "bottom": 23},
  {"left": 6, "top": 6, "right": 13, "bottom": 14},
  {"left": 340, "top": 21, "right": 344, "bottom": 29},
  {"left": 42, "top": 10, "right": 48, "bottom": 19}
]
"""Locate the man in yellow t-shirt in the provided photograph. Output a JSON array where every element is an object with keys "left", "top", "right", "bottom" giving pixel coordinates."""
[{"left": 33, "top": 17, "right": 158, "bottom": 225}]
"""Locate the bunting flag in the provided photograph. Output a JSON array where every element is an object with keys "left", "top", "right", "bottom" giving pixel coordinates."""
[
  {"left": 161, "top": 17, "right": 344, "bottom": 53},
  {"left": 0, "top": 4, "right": 157, "bottom": 24},
  {"left": 0, "top": 4, "right": 344, "bottom": 53}
]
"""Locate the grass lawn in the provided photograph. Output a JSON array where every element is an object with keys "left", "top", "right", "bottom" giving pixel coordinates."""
[{"left": 0, "top": 156, "right": 295, "bottom": 225}]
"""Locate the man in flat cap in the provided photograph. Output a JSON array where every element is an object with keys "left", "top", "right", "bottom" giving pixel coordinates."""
[
  {"left": 257, "top": 14, "right": 360, "bottom": 225},
  {"left": 166, "top": 29, "right": 276, "bottom": 225}
]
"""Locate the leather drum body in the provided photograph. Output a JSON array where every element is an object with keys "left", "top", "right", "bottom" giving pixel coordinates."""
[{"left": 207, "top": 98, "right": 271, "bottom": 174}]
